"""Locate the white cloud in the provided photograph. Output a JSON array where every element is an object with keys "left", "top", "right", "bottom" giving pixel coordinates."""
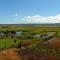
[{"left": 23, "top": 14, "right": 60, "bottom": 23}]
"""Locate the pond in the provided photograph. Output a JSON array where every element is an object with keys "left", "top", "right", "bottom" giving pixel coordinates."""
[
  {"left": 0, "top": 32, "right": 5, "bottom": 36},
  {"left": 40, "top": 32, "right": 56, "bottom": 40},
  {"left": 16, "top": 31, "right": 23, "bottom": 36}
]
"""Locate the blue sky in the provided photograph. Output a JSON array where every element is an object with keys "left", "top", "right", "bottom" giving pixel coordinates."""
[{"left": 0, "top": 0, "right": 60, "bottom": 24}]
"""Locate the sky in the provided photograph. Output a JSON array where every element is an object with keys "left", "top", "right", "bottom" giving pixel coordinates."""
[{"left": 0, "top": 0, "right": 60, "bottom": 24}]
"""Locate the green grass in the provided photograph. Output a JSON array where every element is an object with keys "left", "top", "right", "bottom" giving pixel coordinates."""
[
  {"left": 0, "top": 26, "right": 60, "bottom": 32},
  {"left": 0, "top": 38, "right": 21, "bottom": 50}
]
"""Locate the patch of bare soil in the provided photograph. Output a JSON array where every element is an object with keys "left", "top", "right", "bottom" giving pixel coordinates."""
[
  {"left": 19, "top": 48, "right": 60, "bottom": 60},
  {"left": 0, "top": 48, "right": 21, "bottom": 60},
  {"left": 0, "top": 48, "right": 60, "bottom": 60},
  {"left": 48, "top": 37, "right": 60, "bottom": 48},
  {"left": 46, "top": 56, "right": 60, "bottom": 60}
]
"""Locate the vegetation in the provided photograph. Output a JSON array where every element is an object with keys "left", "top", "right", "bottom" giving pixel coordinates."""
[{"left": 0, "top": 26, "right": 60, "bottom": 58}]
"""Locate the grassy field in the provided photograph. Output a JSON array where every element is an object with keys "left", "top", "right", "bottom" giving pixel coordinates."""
[
  {"left": 0, "top": 26, "right": 60, "bottom": 59},
  {"left": 0, "top": 38, "right": 21, "bottom": 50},
  {"left": 0, "top": 26, "right": 60, "bottom": 31},
  {"left": 0, "top": 26, "right": 60, "bottom": 48}
]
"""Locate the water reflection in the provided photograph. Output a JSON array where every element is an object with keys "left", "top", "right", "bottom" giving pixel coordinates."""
[
  {"left": 16, "top": 31, "right": 23, "bottom": 36},
  {"left": 0, "top": 32, "right": 5, "bottom": 36}
]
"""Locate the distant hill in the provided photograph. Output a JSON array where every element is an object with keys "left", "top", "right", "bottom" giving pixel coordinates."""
[{"left": 0, "top": 23, "right": 60, "bottom": 26}]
